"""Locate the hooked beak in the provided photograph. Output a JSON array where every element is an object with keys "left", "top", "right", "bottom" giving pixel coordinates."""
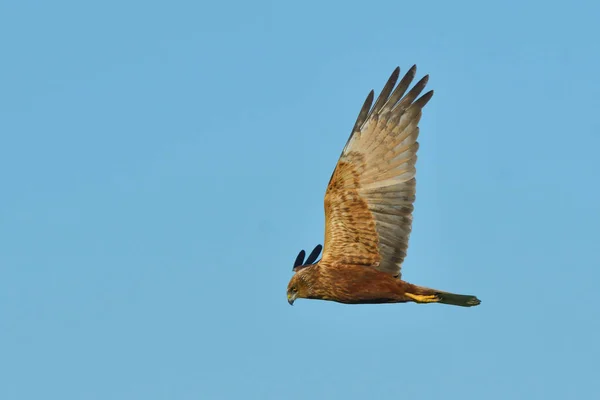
[{"left": 287, "top": 292, "right": 297, "bottom": 306}]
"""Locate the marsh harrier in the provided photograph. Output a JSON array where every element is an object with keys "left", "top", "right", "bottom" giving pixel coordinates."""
[{"left": 287, "top": 66, "right": 480, "bottom": 308}]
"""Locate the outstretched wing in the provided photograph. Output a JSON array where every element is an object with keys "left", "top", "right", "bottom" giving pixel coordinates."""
[{"left": 320, "top": 66, "right": 433, "bottom": 278}]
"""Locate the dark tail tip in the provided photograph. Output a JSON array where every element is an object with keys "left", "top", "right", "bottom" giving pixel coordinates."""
[{"left": 437, "top": 292, "right": 481, "bottom": 307}]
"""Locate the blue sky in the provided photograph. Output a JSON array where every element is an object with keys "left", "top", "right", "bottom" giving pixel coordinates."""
[{"left": 1, "top": 0, "right": 599, "bottom": 399}]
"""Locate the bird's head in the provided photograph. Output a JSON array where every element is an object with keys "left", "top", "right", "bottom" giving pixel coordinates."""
[
  {"left": 287, "top": 273, "right": 309, "bottom": 305},
  {"left": 287, "top": 244, "right": 322, "bottom": 305}
]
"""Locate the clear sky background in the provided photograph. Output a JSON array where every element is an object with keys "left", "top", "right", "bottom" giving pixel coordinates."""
[{"left": 1, "top": 1, "right": 599, "bottom": 399}]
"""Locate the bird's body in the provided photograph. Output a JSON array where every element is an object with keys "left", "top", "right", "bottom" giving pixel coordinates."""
[
  {"left": 292, "top": 262, "right": 480, "bottom": 307},
  {"left": 293, "top": 263, "right": 415, "bottom": 304},
  {"left": 287, "top": 65, "right": 481, "bottom": 308}
]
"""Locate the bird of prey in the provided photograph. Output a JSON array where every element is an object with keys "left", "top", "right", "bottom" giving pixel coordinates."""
[{"left": 287, "top": 66, "right": 481, "bottom": 308}]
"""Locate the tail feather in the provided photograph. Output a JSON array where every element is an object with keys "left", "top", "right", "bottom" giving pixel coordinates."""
[
  {"left": 436, "top": 291, "right": 481, "bottom": 307},
  {"left": 405, "top": 283, "right": 481, "bottom": 307}
]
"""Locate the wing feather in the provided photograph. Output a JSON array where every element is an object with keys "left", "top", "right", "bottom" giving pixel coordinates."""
[{"left": 321, "top": 66, "right": 433, "bottom": 277}]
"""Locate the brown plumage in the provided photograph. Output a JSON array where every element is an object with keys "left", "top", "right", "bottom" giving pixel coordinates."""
[{"left": 287, "top": 66, "right": 481, "bottom": 308}]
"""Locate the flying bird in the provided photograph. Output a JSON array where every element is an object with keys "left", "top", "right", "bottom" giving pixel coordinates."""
[{"left": 287, "top": 66, "right": 481, "bottom": 308}]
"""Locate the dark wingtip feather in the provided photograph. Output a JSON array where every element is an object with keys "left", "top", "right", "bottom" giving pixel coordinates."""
[
  {"left": 304, "top": 244, "right": 323, "bottom": 265},
  {"left": 350, "top": 90, "right": 375, "bottom": 134},
  {"left": 414, "top": 74, "right": 429, "bottom": 91},
  {"left": 413, "top": 90, "right": 434, "bottom": 109},
  {"left": 394, "top": 74, "right": 430, "bottom": 111},
  {"left": 385, "top": 65, "right": 418, "bottom": 111},
  {"left": 404, "top": 65, "right": 417, "bottom": 83},
  {"left": 370, "top": 67, "right": 401, "bottom": 118},
  {"left": 388, "top": 67, "right": 401, "bottom": 87},
  {"left": 293, "top": 250, "right": 306, "bottom": 269}
]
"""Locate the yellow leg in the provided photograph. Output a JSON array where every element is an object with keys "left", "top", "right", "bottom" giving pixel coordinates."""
[{"left": 405, "top": 293, "right": 440, "bottom": 303}]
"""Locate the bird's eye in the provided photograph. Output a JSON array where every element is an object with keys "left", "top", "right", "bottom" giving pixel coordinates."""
[{"left": 292, "top": 287, "right": 297, "bottom": 293}]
